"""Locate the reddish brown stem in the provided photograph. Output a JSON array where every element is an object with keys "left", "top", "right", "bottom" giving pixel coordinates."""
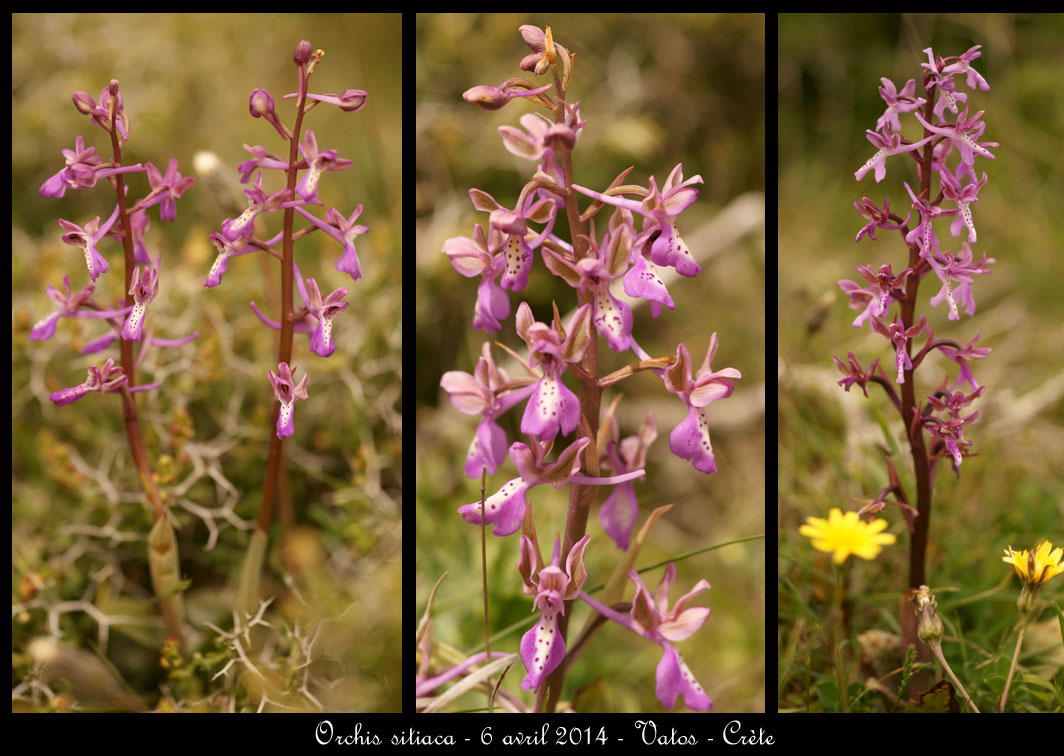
[
  {"left": 257, "top": 67, "right": 310, "bottom": 535},
  {"left": 538, "top": 56, "right": 602, "bottom": 715}
]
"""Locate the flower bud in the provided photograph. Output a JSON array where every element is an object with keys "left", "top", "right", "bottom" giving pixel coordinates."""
[
  {"left": 249, "top": 88, "right": 275, "bottom": 118},
  {"left": 914, "top": 585, "right": 943, "bottom": 645},
  {"left": 1016, "top": 584, "right": 1041, "bottom": 621},
  {"left": 72, "top": 91, "right": 97, "bottom": 115},
  {"left": 462, "top": 85, "right": 510, "bottom": 111},
  {"left": 335, "top": 88, "right": 368, "bottom": 112},
  {"left": 294, "top": 40, "right": 312, "bottom": 65}
]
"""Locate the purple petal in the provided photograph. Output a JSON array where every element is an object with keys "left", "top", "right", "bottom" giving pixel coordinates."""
[
  {"left": 464, "top": 418, "right": 509, "bottom": 478},
  {"left": 520, "top": 608, "right": 566, "bottom": 693},
  {"left": 599, "top": 482, "right": 638, "bottom": 551},
  {"left": 649, "top": 223, "right": 701, "bottom": 278},
  {"left": 668, "top": 406, "right": 717, "bottom": 474},
  {"left": 655, "top": 644, "right": 711, "bottom": 711},
  {"left": 276, "top": 399, "right": 297, "bottom": 439},
  {"left": 623, "top": 256, "right": 674, "bottom": 316},
  {"left": 520, "top": 375, "right": 579, "bottom": 440},
  {"left": 457, "top": 478, "right": 531, "bottom": 537},
  {"left": 592, "top": 289, "right": 633, "bottom": 352}
]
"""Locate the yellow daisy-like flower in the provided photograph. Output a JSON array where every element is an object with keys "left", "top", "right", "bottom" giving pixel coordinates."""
[
  {"left": 799, "top": 507, "right": 896, "bottom": 564},
  {"left": 1002, "top": 541, "right": 1064, "bottom": 588}
]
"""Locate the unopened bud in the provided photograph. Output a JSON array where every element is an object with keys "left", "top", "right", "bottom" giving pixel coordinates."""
[
  {"left": 462, "top": 85, "right": 510, "bottom": 111},
  {"left": 914, "top": 585, "right": 943, "bottom": 644},
  {"left": 294, "top": 40, "right": 312, "bottom": 65},
  {"left": 1016, "top": 583, "right": 1041, "bottom": 621},
  {"left": 335, "top": 88, "right": 368, "bottom": 112},
  {"left": 72, "top": 91, "right": 96, "bottom": 115},
  {"left": 249, "top": 88, "right": 275, "bottom": 118}
]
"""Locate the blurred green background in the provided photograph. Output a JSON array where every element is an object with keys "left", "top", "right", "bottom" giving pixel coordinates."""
[
  {"left": 12, "top": 13, "right": 401, "bottom": 711},
  {"left": 416, "top": 13, "right": 765, "bottom": 712},
  {"left": 778, "top": 14, "right": 1064, "bottom": 711}
]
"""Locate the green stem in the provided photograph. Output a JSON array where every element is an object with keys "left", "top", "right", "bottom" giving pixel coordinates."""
[
  {"left": 929, "top": 640, "right": 979, "bottom": 713},
  {"left": 832, "top": 563, "right": 849, "bottom": 712},
  {"left": 999, "top": 620, "right": 1027, "bottom": 712}
]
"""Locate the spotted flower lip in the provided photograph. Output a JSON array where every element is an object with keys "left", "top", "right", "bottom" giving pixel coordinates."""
[
  {"left": 516, "top": 534, "right": 591, "bottom": 693},
  {"left": 662, "top": 334, "right": 741, "bottom": 474},
  {"left": 854, "top": 129, "right": 933, "bottom": 184},
  {"left": 30, "top": 275, "right": 132, "bottom": 342},
  {"left": 267, "top": 362, "right": 309, "bottom": 440},
  {"left": 221, "top": 172, "right": 302, "bottom": 242},
  {"left": 578, "top": 563, "right": 712, "bottom": 711},
  {"left": 468, "top": 188, "right": 555, "bottom": 294},
  {"left": 939, "top": 170, "right": 987, "bottom": 243},
  {"left": 912, "top": 107, "right": 997, "bottom": 173},
  {"left": 903, "top": 181, "right": 958, "bottom": 260},
  {"left": 599, "top": 411, "right": 657, "bottom": 551},
  {"left": 924, "top": 409, "right": 978, "bottom": 473},
  {"left": 295, "top": 129, "right": 352, "bottom": 203},
  {"left": 515, "top": 302, "right": 592, "bottom": 441},
  {"left": 875, "top": 78, "right": 926, "bottom": 134},
  {"left": 541, "top": 227, "right": 633, "bottom": 352},
  {"left": 925, "top": 241, "right": 995, "bottom": 321},
  {"left": 441, "top": 223, "right": 508, "bottom": 333},
  {"left": 299, "top": 276, "right": 348, "bottom": 358},
  {"left": 121, "top": 256, "right": 161, "bottom": 341},
  {"left": 141, "top": 158, "right": 195, "bottom": 222},
  {"left": 457, "top": 436, "right": 645, "bottom": 537},
  {"left": 204, "top": 232, "right": 255, "bottom": 288},
  {"left": 839, "top": 264, "right": 911, "bottom": 328},
  {"left": 49, "top": 357, "right": 128, "bottom": 406},
  {"left": 440, "top": 341, "right": 535, "bottom": 478},
  {"left": 39, "top": 135, "right": 102, "bottom": 198},
  {"left": 295, "top": 205, "right": 369, "bottom": 282},
  {"left": 57, "top": 203, "right": 122, "bottom": 282},
  {"left": 573, "top": 163, "right": 704, "bottom": 278},
  {"left": 870, "top": 314, "right": 929, "bottom": 384},
  {"left": 942, "top": 45, "right": 990, "bottom": 92}
]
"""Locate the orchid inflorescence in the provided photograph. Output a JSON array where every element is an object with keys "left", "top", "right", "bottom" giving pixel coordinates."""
[
  {"left": 433, "top": 24, "right": 739, "bottom": 712},
  {"left": 34, "top": 78, "right": 198, "bottom": 646},
  {"left": 203, "top": 40, "right": 370, "bottom": 625},
  {"left": 205, "top": 40, "right": 367, "bottom": 443},
  {"left": 35, "top": 81, "right": 198, "bottom": 401},
  {"left": 834, "top": 46, "right": 995, "bottom": 590}
]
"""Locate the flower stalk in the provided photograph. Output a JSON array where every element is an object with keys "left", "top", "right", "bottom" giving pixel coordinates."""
[
  {"left": 205, "top": 42, "right": 369, "bottom": 621},
  {"left": 37, "top": 78, "right": 197, "bottom": 650},
  {"left": 438, "top": 23, "right": 736, "bottom": 713},
  {"left": 835, "top": 47, "right": 996, "bottom": 696}
]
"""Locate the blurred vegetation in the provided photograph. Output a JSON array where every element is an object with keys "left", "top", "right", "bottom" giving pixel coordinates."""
[
  {"left": 778, "top": 13, "right": 1064, "bottom": 712},
  {"left": 416, "top": 14, "right": 765, "bottom": 712},
  {"left": 12, "top": 14, "right": 401, "bottom": 712}
]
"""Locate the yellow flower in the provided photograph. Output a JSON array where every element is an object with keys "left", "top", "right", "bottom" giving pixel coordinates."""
[
  {"left": 1002, "top": 541, "right": 1064, "bottom": 588},
  {"left": 799, "top": 507, "right": 896, "bottom": 564}
]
